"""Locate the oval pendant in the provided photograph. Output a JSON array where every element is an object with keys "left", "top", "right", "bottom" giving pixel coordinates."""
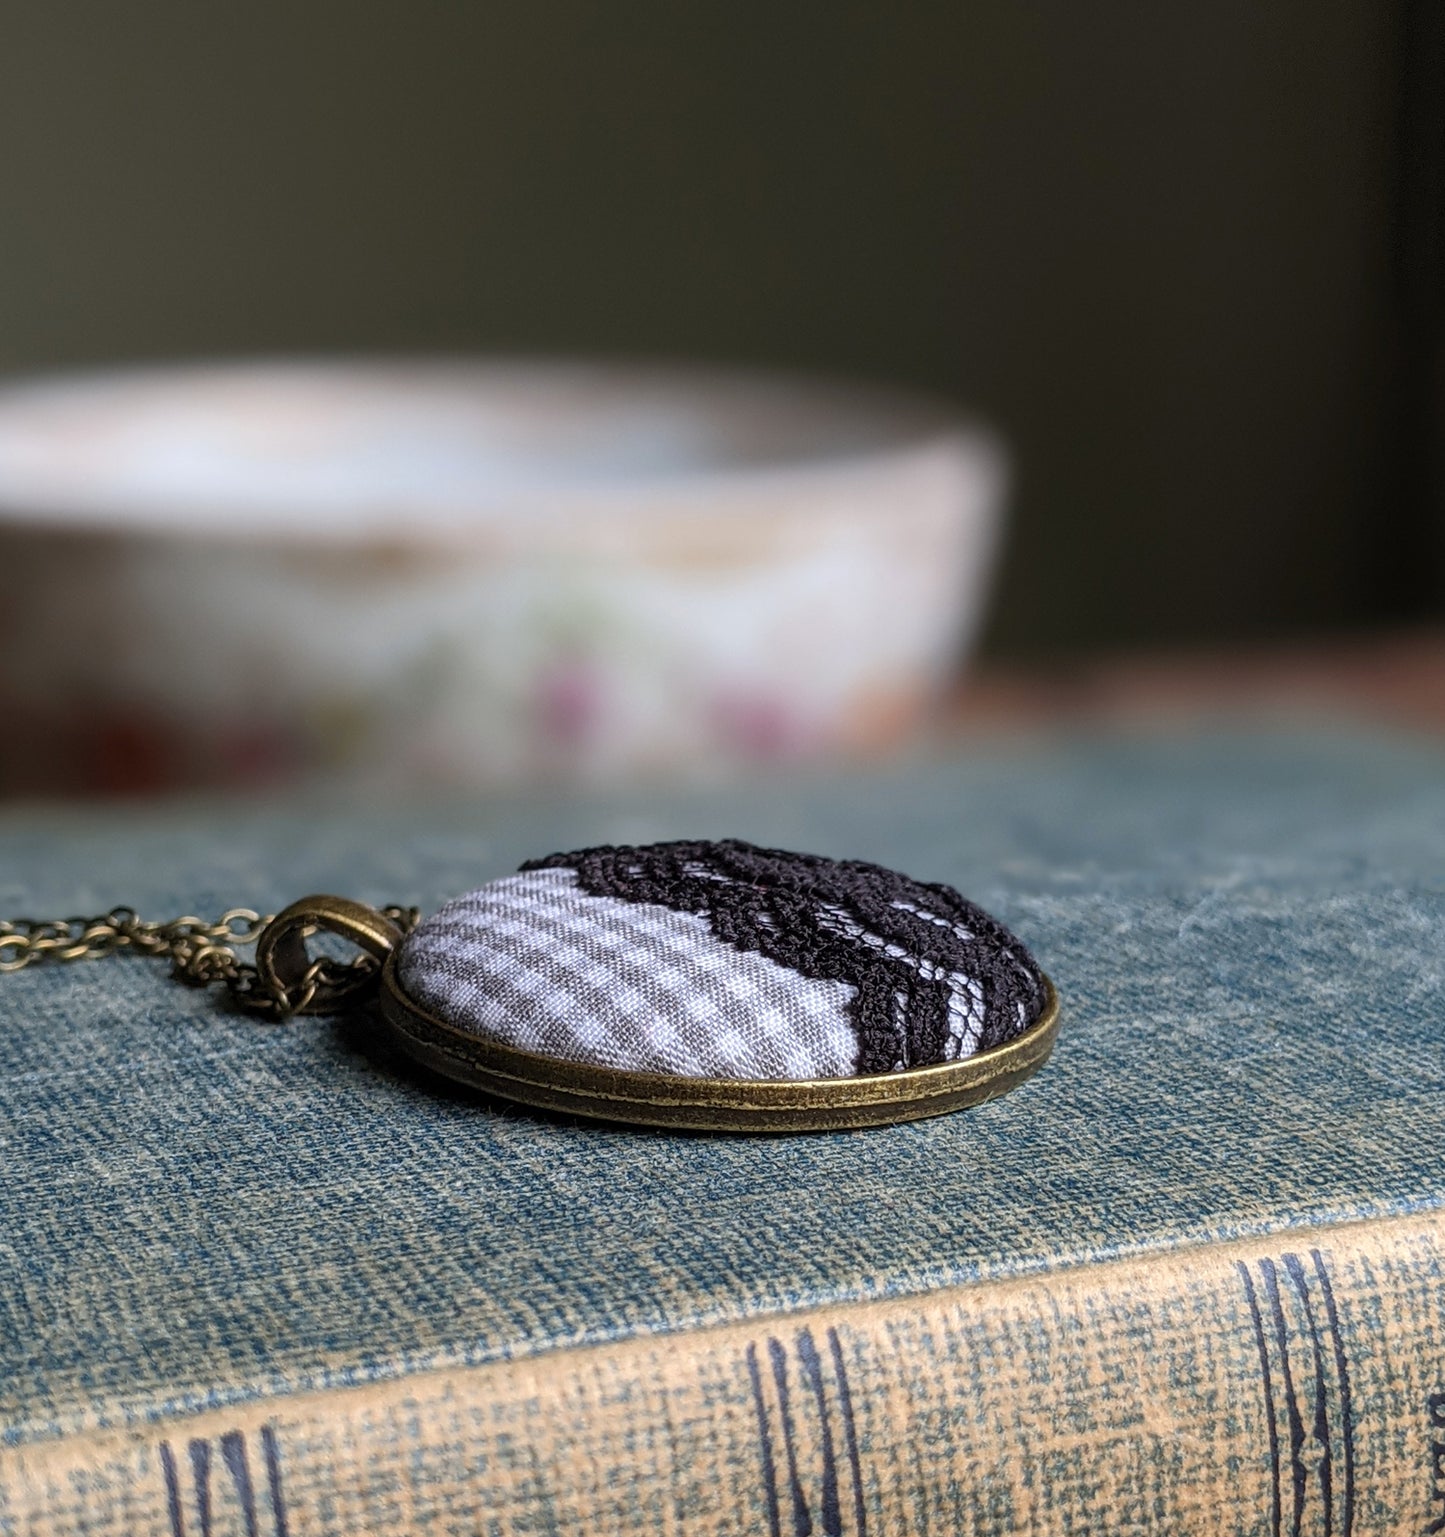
[{"left": 376, "top": 839, "right": 1060, "bottom": 1132}]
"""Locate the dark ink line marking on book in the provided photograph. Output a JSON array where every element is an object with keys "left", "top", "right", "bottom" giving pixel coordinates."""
[
  {"left": 1311, "top": 1250, "right": 1356, "bottom": 1537},
  {"left": 796, "top": 1328, "right": 842, "bottom": 1537},
  {"left": 188, "top": 1438, "right": 213, "bottom": 1537},
  {"left": 220, "top": 1431, "right": 259, "bottom": 1537},
  {"left": 747, "top": 1343, "right": 784, "bottom": 1537},
  {"left": 1238, "top": 1262, "right": 1282, "bottom": 1537},
  {"left": 159, "top": 1441, "right": 186, "bottom": 1537},
  {"left": 1426, "top": 1391, "right": 1445, "bottom": 1535},
  {"left": 1283, "top": 1253, "right": 1334, "bottom": 1536},
  {"left": 522, "top": 1439, "right": 568, "bottom": 1537},
  {"left": 827, "top": 1327, "right": 868, "bottom": 1537},
  {"left": 260, "top": 1426, "right": 291, "bottom": 1537},
  {"left": 769, "top": 1335, "right": 814, "bottom": 1537},
  {"left": 1260, "top": 1258, "right": 1308, "bottom": 1537}
]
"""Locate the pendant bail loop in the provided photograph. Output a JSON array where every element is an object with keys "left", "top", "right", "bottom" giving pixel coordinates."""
[{"left": 254, "top": 896, "right": 407, "bottom": 1017}]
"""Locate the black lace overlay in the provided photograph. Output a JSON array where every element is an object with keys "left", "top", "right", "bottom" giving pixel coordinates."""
[{"left": 520, "top": 839, "right": 1047, "bottom": 1074}]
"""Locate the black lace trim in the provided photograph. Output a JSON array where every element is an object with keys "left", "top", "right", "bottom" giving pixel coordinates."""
[{"left": 520, "top": 839, "right": 1047, "bottom": 1074}]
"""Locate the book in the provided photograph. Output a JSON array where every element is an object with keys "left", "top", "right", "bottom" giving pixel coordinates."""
[{"left": 1, "top": 728, "right": 1442, "bottom": 1536}]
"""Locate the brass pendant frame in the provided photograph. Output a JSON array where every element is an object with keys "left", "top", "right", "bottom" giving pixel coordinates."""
[{"left": 377, "top": 956, "right": 1060, "bottom": 1133}]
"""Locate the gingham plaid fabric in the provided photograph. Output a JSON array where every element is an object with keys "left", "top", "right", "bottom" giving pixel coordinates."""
[{"left": 396, "top": 867, "right": 860, "bottom": 1079}]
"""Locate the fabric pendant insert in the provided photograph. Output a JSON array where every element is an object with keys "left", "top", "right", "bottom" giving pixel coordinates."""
[{"left": 380, "top": 839, "right": 1060, "bottom": 1132}]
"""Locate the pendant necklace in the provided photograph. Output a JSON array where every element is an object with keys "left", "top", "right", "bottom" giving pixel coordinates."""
[{"left": 0, "top": 838, "right": 1059, "bottom": 1132}]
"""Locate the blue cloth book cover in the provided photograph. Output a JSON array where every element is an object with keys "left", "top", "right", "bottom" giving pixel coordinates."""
[{"left": 1, "top": 729, "right": 1442, "bottom": 1536}]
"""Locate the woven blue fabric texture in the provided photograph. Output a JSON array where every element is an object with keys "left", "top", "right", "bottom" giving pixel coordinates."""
[{"left": 1, "top": 729, "right": 1443, "bottom": 1446}]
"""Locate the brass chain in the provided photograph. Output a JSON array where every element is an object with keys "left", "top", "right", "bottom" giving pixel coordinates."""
[{"left": 0, "top": 903, "right": 419, "bottom": 1017}]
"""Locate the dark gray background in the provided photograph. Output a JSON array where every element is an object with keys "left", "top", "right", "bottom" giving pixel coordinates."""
[{"left": 3, "top": 1, "right": 1440, "bottom": 657}]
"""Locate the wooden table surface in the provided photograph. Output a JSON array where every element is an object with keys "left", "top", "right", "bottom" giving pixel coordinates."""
[{"left": 948, "top": 628, "right": 1445, "bottom": 738}]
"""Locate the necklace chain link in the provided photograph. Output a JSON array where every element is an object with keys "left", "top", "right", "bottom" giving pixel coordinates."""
[{"left": 0, "top": 903, "right": 419, "bottom": 1016}]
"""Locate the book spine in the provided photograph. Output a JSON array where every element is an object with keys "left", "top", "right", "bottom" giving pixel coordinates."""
[{"left": 2, "top": 1208, "right": 1442, "bottom": 1537}]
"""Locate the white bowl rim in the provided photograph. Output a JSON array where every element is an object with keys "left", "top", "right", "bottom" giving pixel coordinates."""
[{"left": 0, "top": 355, "right": 1003, "bottom": 542}]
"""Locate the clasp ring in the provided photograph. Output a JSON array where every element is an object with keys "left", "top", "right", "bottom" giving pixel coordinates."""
[{"left": 254, "top": 896, "right": 406, "bottom": 1016}]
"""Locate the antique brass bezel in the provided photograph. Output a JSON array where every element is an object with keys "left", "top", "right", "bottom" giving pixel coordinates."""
[{"left": 377, "top": 955, "right": 1060, "bottom": 1133}]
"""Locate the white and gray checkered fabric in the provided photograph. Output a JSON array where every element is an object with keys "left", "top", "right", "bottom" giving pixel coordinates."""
[{"left": 395, "top": 867, "right": 859, "bottom": 1080}]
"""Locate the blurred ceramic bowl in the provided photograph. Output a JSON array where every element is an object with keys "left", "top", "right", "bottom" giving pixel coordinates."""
[{"left": 0, "top": 360, "right": 1007, "bottom": 795}]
